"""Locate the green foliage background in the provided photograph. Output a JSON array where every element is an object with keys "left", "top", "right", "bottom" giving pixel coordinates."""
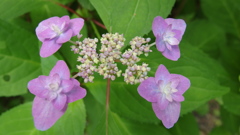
[{"left": 0, "top": 0, "right": 239, "bottom": 134}]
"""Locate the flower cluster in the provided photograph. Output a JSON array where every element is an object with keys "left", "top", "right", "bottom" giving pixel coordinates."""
[
  {"left": 28, "top": 60, "right": 86, "bottom": 130},
  {"left": 29, "top": 14, "right": 189, "bottom": 131}
]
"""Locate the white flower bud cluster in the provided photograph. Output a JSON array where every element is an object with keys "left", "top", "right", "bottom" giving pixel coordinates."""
[
  {"left": 120, "top": 37, "right": 152, "bottom": 66},
  {"left": 98, "top": 63, "right": 122, "bottom": 80},
  {"left": 97, "top": 33, "right": 125, "bottom": 80},
  {"left": 75, "top": 38, "right": 99, "bottom": 83},
  {"left": 99, "top": 33, "right": 125, "bottom": 62},
  {"left": 120, "top": 37, "right": 152, "bottom": 84},
  {"left": 122, "top": 63, "right": 150, "bottom": 84}
]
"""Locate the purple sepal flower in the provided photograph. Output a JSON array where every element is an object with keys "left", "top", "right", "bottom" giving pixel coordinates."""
[
  {"left": 152, "top": 16, "right": 186, "bottom": 61},
  {"left": 36, "top": 16, "right": 84, "bottom": 57},
  {"left": 28, "top": 60, "right": 86, "bottom": 131},
  {"left": 137, "top": 64, "right": 190, "bottom": 128}
]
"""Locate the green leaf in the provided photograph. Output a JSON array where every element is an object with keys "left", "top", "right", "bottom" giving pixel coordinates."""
[
  {"left": 223, "top": 92, "right": 240, "bottom": 116},
  {"left": 184, "top": 19, "right": 226, "bottom": 58},
  {"left": 85, "top": 74, "right": 159, "bottom": 123},
  {"left": 78, "top": 0, "right": 95, "bottom": 11},
  {"left": 89, "top": 0, "right": 175, "bottom": 43},
  {"left": 209, "top": 127, "right": 232, "bottom": 135},
  {"left": 41, "top": 54, "right": 59, "bottom": 76},
  {"left": 0, "top": 0, "right": 44, "bottom": 21},
  {"left": 201, "top": 0, "right": 240, "bottom": 38},
  {"left": 169, "top": 113, "right": 199, "bottom": 135},
  {"left": 30, "top": 2, "right": 68, "bottom": 28},
  {"left": 0, "top": 100, "right": 86, "bottom": 135},
  {"left": 220, "top": 107, "right": 240, "bottom": 134},
  {"left": 84, "top": 92, "right": 172, "bottom": 135},
  {"left": 0, "top": 20, "right": 41, "bottom": 96}
]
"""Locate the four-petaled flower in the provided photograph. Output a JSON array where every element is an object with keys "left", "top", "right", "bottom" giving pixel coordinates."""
[
  {"left": 152, "top": 16, "right": 186, "bottom": 61},
  {"left": 137, "top": 64, "right": 190, "bottom": 128},
  {"left": 28, "top": 60, "right": 86, "bottom": 131},
  {"left": 36, "top": 16, "right": 84, "bottom": 57}
]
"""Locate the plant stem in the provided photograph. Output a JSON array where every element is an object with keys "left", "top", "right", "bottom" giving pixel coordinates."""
[
  {"left": 72, "top": 73, "right": 79, "bottom": 78},
  {"left": 106, "top": 78, "right": 111, "bottom": 135},
  {"left": 149, "top": 42, "right": 156, "bottom": 47}
]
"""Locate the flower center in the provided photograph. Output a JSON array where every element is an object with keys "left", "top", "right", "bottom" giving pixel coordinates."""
[
  {"left": 51, "top": 24, "right": 62, "bottom": 35},
  {"left": 161, "top": 82, "right": 178, "bottom": 102},
  {"left": 49, "top": 82, "right": 60, "bottom": 91},
  {"left": 162, "top": 25, "right": 180, "bottom": 47}
]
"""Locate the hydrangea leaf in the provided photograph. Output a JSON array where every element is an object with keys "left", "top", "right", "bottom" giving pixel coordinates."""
[
  {"left": 30, "top": 2, "right": 68, "bottom": 28},
  {"left": 220, "top": 107, "right": 240, "bottom": 134},
  {"left": 78, "top": 0, "right": 94, "bottom": 11},
  {"left": 41, "top": 54, "right": 59, "bottom": 76},
  {"left": 0, "top": 20, "right": 41, "bottom": 96},
  {"left": 168, "top": 113, "right": 199, "bottom": 135},
  {"left": 201, "top": 0, "right": 240, "bottom": 38},
  {"left": 84, "top": 92, "right": 172, "bottom": 135},
  {"left": 86, "top": 42, "right": 229, "bottom": 123},
  {"left": 222, "top": 92, "right": 240, "bottom": 116},
  {"left": 0, "top": 0, "right": 45, "bottom": 21},
  {"left": 183, "top": 19, "right": 226, "bottom": 58},
  {"left": 89, "top": 0, "right": 175, "bottom": 43},
  {"left": 0, "top": 100, "right": 86, "bottom": 134}
]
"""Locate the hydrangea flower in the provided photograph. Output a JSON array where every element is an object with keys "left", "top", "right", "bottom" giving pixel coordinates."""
[
  {"left": 28, "top": 60, "right": 86, "bottom": 130},
  {"left": 36, "top": 16, "right": 84, "bottom": 57},
  {"left": 152, "top": 16, "right": 186, "bottom": 61},
  {"left": 137, "top": 64, "right": 190, "bottom": 128}
]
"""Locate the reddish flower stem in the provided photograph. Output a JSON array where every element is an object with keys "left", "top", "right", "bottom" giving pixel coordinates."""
[
  {"left": 54, "top": 2, "right": 106, "bottom": 29},
  {"left": 106, "top": 78, "right": 111, "bottom": 135}
]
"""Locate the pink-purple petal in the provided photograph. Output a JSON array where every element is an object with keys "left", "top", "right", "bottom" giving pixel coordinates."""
[
  {"left": 50, "top": 60, "right": 70, "bottom": 80},
  {"left": 137, "top": 77, "right": 160, "bottom": 102},
  {"left": 61, "top": 79, "right": 74, "bottom": 93},
  {"left": 37, "top": 28, "right": 57, "bottom": 40},
  {"left": 162, "top": 45, "right": 180, "bottom": 61},
  {"left": 172, "top": 29, "right": 182, "bottom": 42},
  {"left": 56, "top": 29, "right": 73, "bottom": 44},
  {"left": 171, "top": 74, "right": 190, "bottom": 95},
  {"left": 32, "top": 96, "right": 66, "bottom": 131},
  {"left": 70, "top": 18, "right": 84, "bottom": 36},
  {"left": 155, "top": 64, "right": 170, "bottom": 82},
  {"left": 156, "top": 35, "right": 166, "bottom": 52},
  {"left": 52, "top": 94, "right": 67, "bottom": 110},
  {"left": 60, "top": 16, "right": 70, "bottom": 24},
  {"left": 152, "top": 16, "right": 168, "bottom": 37},
  {"left": 172, "top": 94, "right": 184, "bottom": 102},
  {"left": 40, "top": 39, "right": 62, "bottom": 58},
  {"left": 157, "top": 94, "right": 169, "bottom": 110},
  {"left": 66, "top": 85, "right": 86, "bottom": 103},
  {"left": 170, "top": 77, "right": 180, "bottom": 88},
  {"left": 28, "top": 78, "right": 49, "bottom": 98},
  {"left": 152, "top": 101, "right": 180, "bottom": 128},
  {"left": 165, "top": 18, "right": 186, "bottom": 36},
  {"left": 71, "top": 78, "right": 80, "bottom": 86}
]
